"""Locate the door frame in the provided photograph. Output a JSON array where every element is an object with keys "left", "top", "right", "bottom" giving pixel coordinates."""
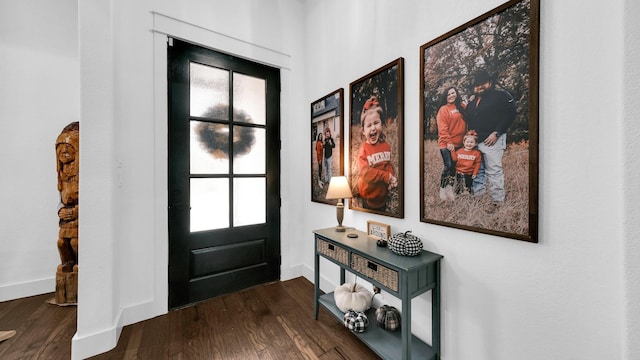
[{"left": 151, "top": 13, "right": 292, "bottom": 314}]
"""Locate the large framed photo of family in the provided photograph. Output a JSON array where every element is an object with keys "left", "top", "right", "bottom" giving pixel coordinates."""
[
  {"left": 419, "top": 0, "right": 539, "bottom": 242},
  {"left": 311, "top": 88, "right": 344, "bottom": 205},
  {"left": 349, "top": 58, "right": 404, "bottom": 219}
]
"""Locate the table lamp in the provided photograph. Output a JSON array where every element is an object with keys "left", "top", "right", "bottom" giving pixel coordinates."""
[{"left": 325, "top": 176, "right": 353, "bottom": 232}]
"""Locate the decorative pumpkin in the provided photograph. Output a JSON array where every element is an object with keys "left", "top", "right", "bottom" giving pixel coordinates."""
[
  {"left": 343, "top": 310, "right": 369, "bottom": 333},
  {"left": 375, "top": 305, "right": 401, "bottom": 331},
  {"left": 334, "top": 283, "right": 373, "bottom": 312},
  {"left": 388, "top": 230, "right": 423, "bottom": 256}
]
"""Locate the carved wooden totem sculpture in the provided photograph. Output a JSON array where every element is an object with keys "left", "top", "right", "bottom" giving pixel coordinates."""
[{"left": 55, "top": 121, "right": 79, "bottom": 304}]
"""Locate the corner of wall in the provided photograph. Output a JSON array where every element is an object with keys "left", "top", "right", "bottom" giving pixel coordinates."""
[{"left": 71, "top": 310, "right": 123, "bottom": 360}]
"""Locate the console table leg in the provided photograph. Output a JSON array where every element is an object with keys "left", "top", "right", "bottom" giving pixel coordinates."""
[
  {"left": 433, "top": 261, "right": 441, "bottom": 359},
  {"left": 402, "top": 286, "right": 411, "bottom": 360},
  {"left": 314, "top": 252, "right": 320, "bottom": 320}
]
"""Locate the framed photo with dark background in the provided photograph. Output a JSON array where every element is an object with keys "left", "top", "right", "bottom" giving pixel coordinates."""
[
  {"left": 311, "top": 88, "right": 344, "bottom": 205},
  {"left": 349, "top": 58, "right": 404, "bottom": 219},
  {"left": 419, "top": 0, "right": 539, "bottom": 242}
]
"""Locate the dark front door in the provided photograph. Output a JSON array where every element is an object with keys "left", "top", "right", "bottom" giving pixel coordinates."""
[{"left": 168, "top": 39, "right": 281, "bottom": 309}]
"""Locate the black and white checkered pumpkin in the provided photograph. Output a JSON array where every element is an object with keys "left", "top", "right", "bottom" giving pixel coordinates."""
[
  {"left": 375, "top": 305, "right": 401, "bottom": 331},
  {"left": 343, "top": 310, "right": 369, "bottom": 333},
  {"left": 388, "top": 231, "right": 423, "bottom": 256}
]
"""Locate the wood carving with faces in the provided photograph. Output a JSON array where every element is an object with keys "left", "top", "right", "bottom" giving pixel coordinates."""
[{"left": 56, "top": 122, "right": 79, "bottom": 274}]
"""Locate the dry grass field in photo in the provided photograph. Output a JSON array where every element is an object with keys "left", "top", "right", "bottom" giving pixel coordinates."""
[{"left": 422, "top": 139, "right": 530, "bottom": 236}]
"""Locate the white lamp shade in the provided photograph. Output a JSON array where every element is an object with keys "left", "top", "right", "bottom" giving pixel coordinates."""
[{"left": 325, "top": 176, "right": 353, "bottom": 199}]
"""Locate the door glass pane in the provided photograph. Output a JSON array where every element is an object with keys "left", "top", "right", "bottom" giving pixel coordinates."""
[
  {"left": 190, "top": 63, "right": 229, "bottom": 118},
  {"left": 233, "top": 126, "right": 265, "bottom": 174},
  {"left": 233, "top": 73, "right": 265, "bottom": 125},
  {"left": 190, "top": 121, "right": 229, "bottom": 174},
  {"left": 233, "top": 178, "right": 265, "bottom": 226},
  {"left": 190, "top": 178, "right": 229, "bottom": 232}
]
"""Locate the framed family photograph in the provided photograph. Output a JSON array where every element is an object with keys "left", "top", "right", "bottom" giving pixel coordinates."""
[
  {"left": 349, "top": 58, "right": 404, "bottom": 219},
  {"left": 419, "top": 0, "right": 539, "bottom": 242},
  {"left": 311, "top": 88, "right": 344, "bottom": 205}
]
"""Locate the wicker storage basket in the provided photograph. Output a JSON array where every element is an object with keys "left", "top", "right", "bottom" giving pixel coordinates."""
[
  {"left": 317, "top": 238, "right": 349, "bottom": 265},
  {"left": 350, "top": 253, "right": 398, "bottom": 292}
]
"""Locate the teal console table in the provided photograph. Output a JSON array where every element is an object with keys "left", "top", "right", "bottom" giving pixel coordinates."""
[{"left": 313, "top": 227, "right": 443, "bottom": 360}]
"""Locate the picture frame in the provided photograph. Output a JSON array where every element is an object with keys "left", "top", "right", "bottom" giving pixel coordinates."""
[
  {"left": 348, "top": 58, "right": 404, "bottom": 219},
  {"left": 367, "top": 220, "right": 391, "bottom": 241},
  {"left": 311, "top": 88, "right": 344, "bottom": 205},
  {"left": 419, "top": 0, "right": 539, "bottom": 242}
]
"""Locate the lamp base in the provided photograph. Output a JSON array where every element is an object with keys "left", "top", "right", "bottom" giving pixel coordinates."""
[{"left": 335, "top": 201, "right": 346, "bottom": 232}]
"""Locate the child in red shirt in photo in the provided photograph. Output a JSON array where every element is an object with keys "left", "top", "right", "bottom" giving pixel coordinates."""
[
  {"left": 452, "top": 130, "right": 482, "bottom": 195},
  {"left": 357, "top": 105, "right": 398, "bottom": 210}
]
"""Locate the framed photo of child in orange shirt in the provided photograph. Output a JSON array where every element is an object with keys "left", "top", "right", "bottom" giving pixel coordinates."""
[{"left": 348, "top": 58, "right": 404, "bottom": 219}]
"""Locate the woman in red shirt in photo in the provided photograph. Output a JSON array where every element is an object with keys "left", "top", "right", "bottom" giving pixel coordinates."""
[{"left": 436, "top": 86, "right": 467, "bottom": 201}]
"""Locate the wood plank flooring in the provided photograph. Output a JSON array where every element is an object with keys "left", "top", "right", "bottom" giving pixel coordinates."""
[
  {"left": 0, "top": 293, "right": 76, "bottom": 360},
  {"left": 0, "top": 277, "right": 380, "bottom": 359}
]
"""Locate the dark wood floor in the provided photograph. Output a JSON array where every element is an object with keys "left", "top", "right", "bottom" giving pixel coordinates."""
[
  {"left": 0, "top": 292, "right": 76, "bottom": 360},
  {"left": 0, "top": 277, "right": 380, "bottom": 359}
]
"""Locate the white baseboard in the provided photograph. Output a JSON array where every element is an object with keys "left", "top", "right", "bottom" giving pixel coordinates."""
[
  {"left": 295, "top": 263, "right": 341, "bottom": 294},
  {"left": 71, "top": 316, "right": 122, "bottom": 360},
  {"left": 71, "top": 298, "right": 166, "bottom": 359},
  {"left": 281, "top": 263, "right": 310, "bottom": 281},
  {"left": 0, "top": 277, "right": 55, "bottom": 302}
]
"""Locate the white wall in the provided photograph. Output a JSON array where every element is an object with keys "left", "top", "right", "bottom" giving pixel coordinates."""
[
  {"left": 0, "top": 0, "right": 79, "bottom": 301},
  {"left": 623, "top": 0, "right": 640, "bottom": 358},
  {"left": 302, "top": 1, "right": 635, "bottom": 360},
  {"left": 2, "top": 0, "right": 638, "bottom": 360},
  {"left": 72, "top": 0, "right": 307, "bottom": 359}
]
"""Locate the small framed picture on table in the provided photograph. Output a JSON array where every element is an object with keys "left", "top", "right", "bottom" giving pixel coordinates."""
[{"left": 367, "top": 220, "right": 390, "bottom": 241}]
